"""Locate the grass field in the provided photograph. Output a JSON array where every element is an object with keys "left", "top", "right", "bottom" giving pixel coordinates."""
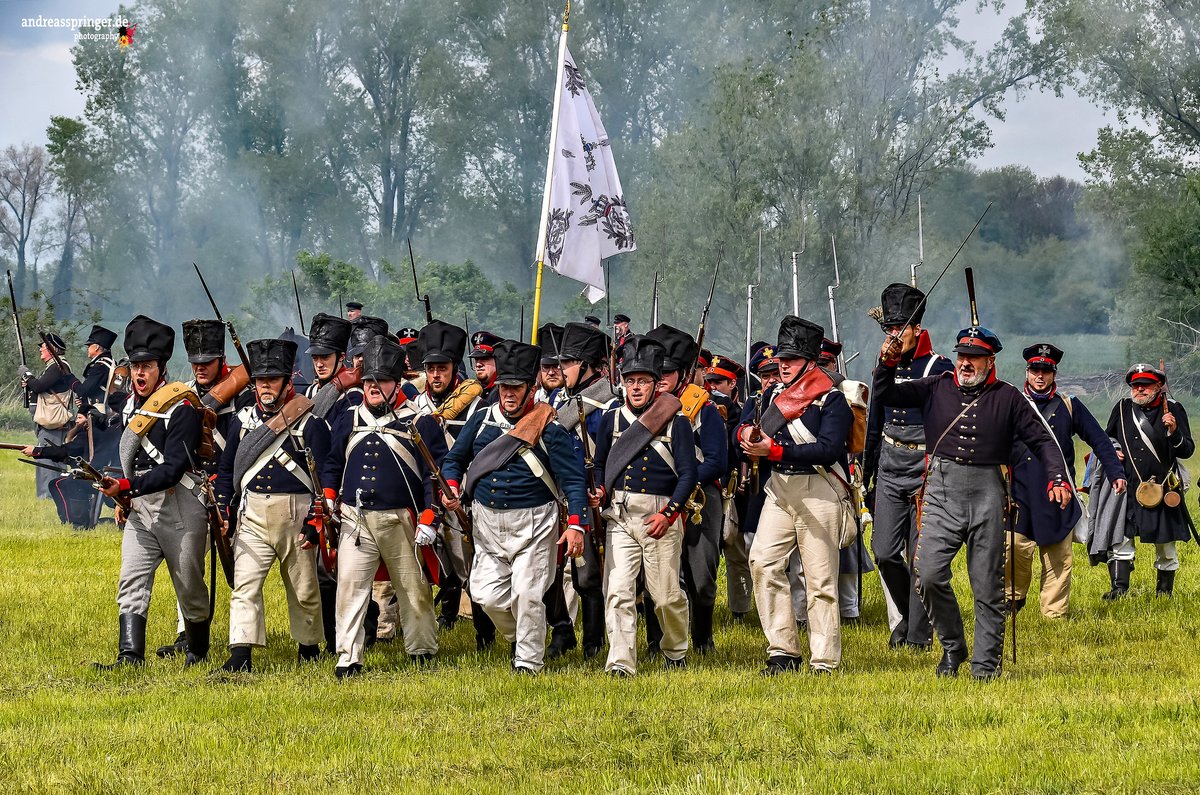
[{"left": 3, "top": 431, "right": 1200, "bottom": 793}]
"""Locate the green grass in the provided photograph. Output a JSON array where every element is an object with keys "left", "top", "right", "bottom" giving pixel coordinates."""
[{"left": 3, "top": 434, "right": 1200, "bottom": 793}]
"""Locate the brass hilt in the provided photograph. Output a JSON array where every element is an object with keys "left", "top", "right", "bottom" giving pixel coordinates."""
[{"left": 685, "top": 484, "right": 706, "bottom": 525}]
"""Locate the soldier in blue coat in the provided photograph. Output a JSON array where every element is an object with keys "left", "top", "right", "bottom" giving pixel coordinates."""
[
  {"left": 441, "top": 340, "right": 588, "bottom": 673},
  {"left": 1007, "top": 343, "right": 1126, "bottom": 617}
]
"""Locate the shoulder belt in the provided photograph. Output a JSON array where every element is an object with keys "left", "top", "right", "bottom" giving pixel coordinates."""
[
  {"left": 347, "top": 402, "right": 422, "bottom": 478},
  {"left": 761, "top": 366, "right": 836, "bottom": 437},
  {"left": 462, "top": 403, "right": 560, "bottom": 499},
  {"left": 232, "top": 395, "right": 316, "bottom": 494},
  {"left": 603, "top": 393, "right": 683, "bottom": 494}
]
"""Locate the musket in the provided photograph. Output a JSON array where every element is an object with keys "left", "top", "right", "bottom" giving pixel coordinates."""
[
  {"left": 519, "top": 305, "right": 525, "bottom": 342},
  {"left": 183, "top": 445, "right": 235, "bottom": 587},
  {"left": 7, "top": 270, "right": 30, "bottom": 409},
  {"left": 409, "top": 421, "right": 473, "bottom": 542},
  {"left": 792, "top": 204, "right": 806, "bottom": 314},
  {"left": 965, "top": 267, "right": 980, "bottom": 327},
  {"left": 0, "top": 442, "right": 29, "bottom": 451},
  {"left": 193, "top": 263, "right": 251, "bottom": 373},
  {"left": 738, "top": 390, "right": 764, "bottom": 495},
  {"left": 692, "top": 249, "right": 722, "bottom": 375},
  {"left": 650, "top": 270, "right": 661, "bottom": 328},
  {"left": 291, "top": 270, "right": 305, "bottom": 331},
  {"left": 303, "top": 446, "right": 339, "bottom": 573},
  {"left": 882, "top": 203, "right": 992, "bottom": 361},
  {"left": 828, "top": 236, "right": 845, "bottom": 373},
  {"left": 575, "top": 393, "right": 606, "bottom": 566},
  {"left": 408, "top": 238, "right": 433, "bottom": 324},
  {"left": 911, "top": 194, "right": 924, "bottom": 287},
  {"left": 23, "top": 456, "right": 132, "bottom": 524}
]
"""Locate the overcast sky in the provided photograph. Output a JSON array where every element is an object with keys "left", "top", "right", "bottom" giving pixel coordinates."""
[{"left": 0, "top": 0, "right": 1114, "bottom": 181}]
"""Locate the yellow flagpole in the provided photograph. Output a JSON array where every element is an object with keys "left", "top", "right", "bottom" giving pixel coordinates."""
[{"left": 530, "top": 2, "right": 571, "bottom": 345}]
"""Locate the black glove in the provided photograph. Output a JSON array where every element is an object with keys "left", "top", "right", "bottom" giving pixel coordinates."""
[{"left": 300, "top": 521, "right": 320, "bottom": 547}]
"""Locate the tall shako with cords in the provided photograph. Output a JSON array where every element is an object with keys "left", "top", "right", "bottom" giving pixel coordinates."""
[
  {"left": 95, "top": 315, "right": 211, "bottom": 670},
  {"left": 440, "top": 339, "right": 590, "bottom": 674},
  {"left": 590, "top": 335, "right": 697, "bottom": 676},
  {"left": 214, "top": 338, "right": 332, "bottom": 673},
  {"left": 323, "top": 335, "right": 449, "bottom": 679}
]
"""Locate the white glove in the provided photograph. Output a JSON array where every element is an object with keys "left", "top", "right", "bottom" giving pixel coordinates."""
[
  {"left": 415, "top": 524, "right": 437, "bottom": 546},
  {"left": 17, "top": 364, "right": 31, "bottom": 379}
]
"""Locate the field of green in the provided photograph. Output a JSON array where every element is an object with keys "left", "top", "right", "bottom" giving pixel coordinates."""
[{"left": 3, "top": 429, "right": 1200, "bottom": 793}]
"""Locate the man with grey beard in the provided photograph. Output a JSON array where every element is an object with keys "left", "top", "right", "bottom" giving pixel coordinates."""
[
  {"left": 873, "top": 325, "right": 1071, "bottom": 680},
  {"left": 1102, "top": 364, "right": 1195, "bottom": 598}
]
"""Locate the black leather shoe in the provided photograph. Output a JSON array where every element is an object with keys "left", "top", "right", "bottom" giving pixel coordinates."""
[
  {"left": 1157, "top": 569, "right": 1176, "bottom": 597},
  {"left": 645, "top": 641, "right": 661, "bottom": 658},
  {"left": 972, "top": 667, "right": 1001, "bottom": 682},
  {"left": 1006, "top": 598, "right": 1026, "bottom": 615},
  {"left": 730, "top": 611, "right": 748, "bottom": 623},
  {"left": 410, "top": 653, "right": 434, "bottom": 665},
  {"left": 476, "top": 634, "right": 495, "bottom": 651},
  {"left": 760, "top": 655, "right": 803, "bottom": 676},
  {"left": 513, "top": 665, "right": 538, "bottom": 675},
  {"left": 156, "top": 631, "right": 187, "bottom": 659},
  {"left": 436, "top": 614, "right": 457, "bottom": 631},
  {"left": 335, "top": 663, "right": 363, "bottom": 680},
  {"left": 608, "top": 667, "right": 632, "bottom": 678},
  {"left": 695, "top": 638, "right": 715, "bottom": 655},
  {"left": 582, "top": 644, "right": 604, "bottom": 660},
  {"left": 935, "top": 649, "right": 966, "bottom": 678},
  {"left": 664, "top": 656, "right": 687, "bottom": 670},
  {"left": 298, "top": 643, "right": 321, "bottom": 663},
  {"left": 546, "top": 632, "right": 577, "bottom": 661},
  {"left": 888, "top": 622, "right": 910, "bottom": 650},
  {"left": 221, "top": 647, "right": 252, "bottom": 673}
]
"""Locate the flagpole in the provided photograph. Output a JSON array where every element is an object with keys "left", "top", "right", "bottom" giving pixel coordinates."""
[{"left": 530, "top": 2, "right": 571, "bottom": 346}]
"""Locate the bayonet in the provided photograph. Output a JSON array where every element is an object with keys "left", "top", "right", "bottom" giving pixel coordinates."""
[
  {"left": 408, "top": 238, "right": 433, "bottom": 324},
  {"left": 291, "top": 270, "right": 305, "bottom": 331},
  {"left": 7, "top": 271, "right": 30, "bottom": 408},
  {"left": 193, "top": 263, "right": 251, "bottom": 374}
]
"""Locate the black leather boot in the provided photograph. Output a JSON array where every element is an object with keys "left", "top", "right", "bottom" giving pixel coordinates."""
[
  {"left": 581, "top": 595, "right": 606, "bottom": 659},
  {"left": 1103, "top": 560, "right": 1131, "bottom": 601},
  {"left": 94, "top": 613, "right": 146, "bottom": 669},
  {"left": 1156, "top": 569, "right": 1176, "bottom": 597},
  {"left": 298, "top": 643, "right": 321, "bottom": 663},
  {"left": 221, "top": 646, "right": 252, "bottom": 672},
  {"left": 692, "top": 602, "right": 715, "bottom": 654},
  {"left": 156, "top": 631, "right": 187, "bottom": 658},
  {"left": 935, "top": 649, "right": 966, "bottom": 678},
  {"left": 888, "top": 621, "right": 910, "bottom": 649},
  {"left": 183, "top": 619, "right": 210, "bottom": 667}
]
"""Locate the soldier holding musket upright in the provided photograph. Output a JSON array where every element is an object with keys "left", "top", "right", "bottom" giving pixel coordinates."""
[
  {"left": 323, "top": 336, "right": 448, "bottom": 678},
  {"left": 441, "top": 340, "right": 588, "bottom": 674},
  {"left": 23, "top": 331, "right": 75, "bottom": 499},
  {"left": 549, "top": 321, "right": 618, "bottom": 659},
  {"left": 863, "top": 284, "right": 953, "bottom": 651},
  {"left": 736, "top": 317, "right": 853, "bottom": 675},
  {"left": 215, "top": 338, "right": 331, "bottom": 672},
  {"left": 95, "top": 316, "right": 210, "bottom": 668},
  {"left": 873, "top": 323, "right": 1070, "bottom": 679},
  {"left": 1102, "top": 363, "right": 1195, "bottom": 598},
  {"left": 591, "top": 336, "right": 697, "bottom": 676}
]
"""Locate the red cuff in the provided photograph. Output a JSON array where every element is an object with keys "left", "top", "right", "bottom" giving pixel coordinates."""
[
  {"left": 568, "top": 514, "right": 581, "bottom": 527},
  {"left": 767, "top": 441, "right": 784, "bottom": 462},
  {"left": 446, "top": 480, "right": 459, "bottom": 491},
  {"left": 117, "top": 478, "right": 131, "bottom": 493},
  {"left": 419, "top": 508, "right": 436, "bottom": 526},
  {"left": 323, "top": 487, "right": 337, "bottom": 501}
]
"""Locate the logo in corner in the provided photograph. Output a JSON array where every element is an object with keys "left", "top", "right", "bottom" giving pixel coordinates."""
[{"left": 117, "top": 24, "right": 136, "bottom": 48}]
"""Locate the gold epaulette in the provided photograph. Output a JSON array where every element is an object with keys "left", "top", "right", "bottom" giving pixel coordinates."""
[
  {"left": 679, "top": 383, "right": 710, "bottom": 422},
  {"left": 433, "top": 379, "right": 485, "bottom": 422},
  {"left": 128, "top": 382, "right": 200, "bottom": 437}
]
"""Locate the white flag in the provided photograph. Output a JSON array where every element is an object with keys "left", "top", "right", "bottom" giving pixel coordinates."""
[{"left": 544, "top": 47, "right": 635, "bottom": 303}]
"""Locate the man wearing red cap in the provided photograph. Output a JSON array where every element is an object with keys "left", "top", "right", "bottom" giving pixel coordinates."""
[
  {"left": 1101, "top": 363, "right": 1194, "bottom": 598},
  {"left": 1008, "top": 343, "right": 1125, "bottom": 617},
  {"left": 874, "top": 324, "right": 1071, "bottom": 680}
]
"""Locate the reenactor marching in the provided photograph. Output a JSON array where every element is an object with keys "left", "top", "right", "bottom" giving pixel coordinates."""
[
  {"left": 591, "top": 335, "right": 697, "bottom": 675},
  {"left": 441, "top": 340, "right": 589, "bottom": 673},
  {"left": 323, "top": 336, "right": 448, "bottom": 677},
  {"left": 215, "top": 338, "right": 331, "bottom": 672},
  {"left": 96, "top": 316, "right": 211, "bottom": 668}
]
